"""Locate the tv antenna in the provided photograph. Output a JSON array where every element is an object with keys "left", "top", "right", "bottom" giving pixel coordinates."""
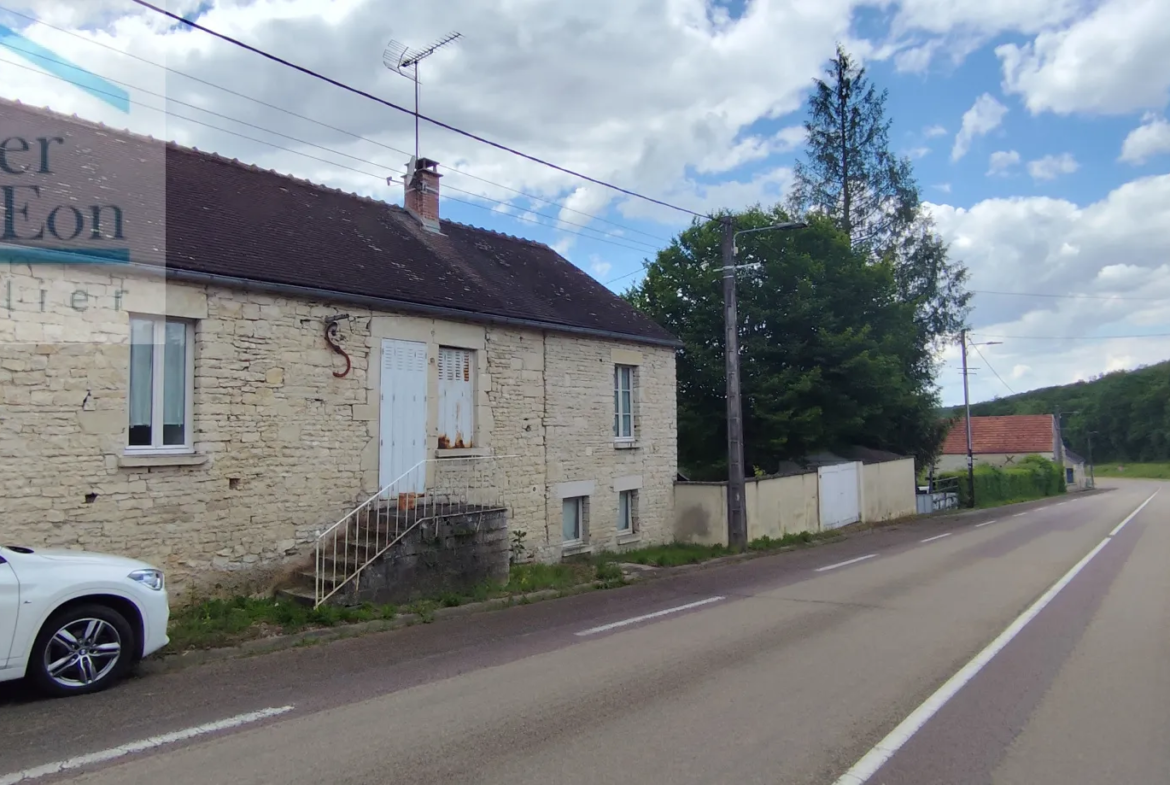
[{"left": 383, "top": 31, "right": 462, "bottom": 162}]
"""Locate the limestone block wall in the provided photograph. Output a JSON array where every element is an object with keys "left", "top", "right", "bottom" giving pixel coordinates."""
[{"left": 0, "top": 261, "right": 678, "bottom": 600}]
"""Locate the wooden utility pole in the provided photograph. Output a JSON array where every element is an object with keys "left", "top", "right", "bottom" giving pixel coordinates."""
[
  {"left": 722, "top": 217, "right": 747, "bottom": 550},
  {"left": 960, "top": 329, "right": 975, "bottom": 508}
]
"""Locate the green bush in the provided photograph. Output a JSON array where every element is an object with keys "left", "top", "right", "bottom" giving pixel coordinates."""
[{"left": 941, "top": 456, "right": 1066, "bottom": 508}]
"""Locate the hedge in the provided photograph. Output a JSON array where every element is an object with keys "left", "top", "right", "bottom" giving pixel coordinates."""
[{"left": 940, "top": 455, "right": 1066, "bottom": 508}]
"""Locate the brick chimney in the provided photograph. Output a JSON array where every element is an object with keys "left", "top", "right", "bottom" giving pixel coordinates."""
[{"left": 404, "top": 157, "right": 442, "bottom": 233}]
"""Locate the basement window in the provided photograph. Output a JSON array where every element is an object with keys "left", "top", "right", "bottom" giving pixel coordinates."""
[
  {"left": 562, "top": 496, "right": 588, "bottom": 545},
  {"left": 617, "top": 490, "right": 638, "bottom": 534},
  {"left": 127, "top": 316, "right": 194, "bottom": 454}
]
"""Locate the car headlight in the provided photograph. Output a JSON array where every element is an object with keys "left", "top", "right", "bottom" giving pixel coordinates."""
[{"left": 128, "top": 569, "right": 164, "bottom": 591}]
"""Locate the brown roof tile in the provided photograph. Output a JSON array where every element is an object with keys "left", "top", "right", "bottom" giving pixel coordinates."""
[
  {"left": 941, "top": 415, "right": 1055, "bottom": 455},
  {"left": 2, "top": 98, "right": 677, "bottom": 347}
]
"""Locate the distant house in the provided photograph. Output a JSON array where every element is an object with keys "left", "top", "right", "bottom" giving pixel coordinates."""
[{"left": 936, "top": 415, "right": 1086, "bottom": 488}]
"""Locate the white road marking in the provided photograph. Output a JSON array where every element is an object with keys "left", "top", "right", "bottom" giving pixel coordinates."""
[
  {"left": 919, "top": 533, "right": 952, "bottom": 544},
  {"left": 574, "top": 597, "right": 725, "bottom": 636},
  {"left": 0, "top": 706, "right": 295, "bottom": 785},
  {"left": 975, "top": 519, "right": 998, "bottom": 528},
  {"left": 814, "top": 554, "right": 876, "bottom": 573},
  {"left": 1013, "top": 512, "right": 1028, "bottom": 517},
  {"left": 1055, "top": 502, "right": 1067, "bottom": 507},
  {"left": 1109, "top": 490, "right": 1159, "bottom": 536},
  {"left": 831, "top": 491, "right": 1161, "bottom": 785}
]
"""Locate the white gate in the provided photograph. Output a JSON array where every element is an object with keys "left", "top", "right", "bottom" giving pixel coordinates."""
[
  {"left": 379, "top": 339, "right": 428, "bottom": 491},
  {"left": 818, "top": 461, "right": 861, "bottom": 530}
]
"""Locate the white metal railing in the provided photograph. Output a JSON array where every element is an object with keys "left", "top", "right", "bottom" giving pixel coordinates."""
[{"left": 313, "top": 456, "right": 506, "bottom": 607}]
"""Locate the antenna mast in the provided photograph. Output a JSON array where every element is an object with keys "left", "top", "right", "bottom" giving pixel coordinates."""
[{"left": 383, "top": 31, "right": 462, "bottom": 162}]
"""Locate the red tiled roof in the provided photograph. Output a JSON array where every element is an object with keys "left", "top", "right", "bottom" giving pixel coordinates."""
[
  {"left": 1, "top": 99, "right": 678, "bottom": 347},
  {"left": 940, "top": 415, "right": 1055, "bottom": 455}
]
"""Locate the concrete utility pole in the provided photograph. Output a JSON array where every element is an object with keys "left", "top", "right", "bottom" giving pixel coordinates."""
[
  {"left": 1054, "top": 404, "right": 1065, "bottom": 467},
  {"left": 960, "top": 329, "right": 975, "bottom": 508},
  {"left": 1086, "top": 430, "right": 1096, "bottom": 489},
  {"left": 721, "top": 218, "right": 807, "bottom": 549}
]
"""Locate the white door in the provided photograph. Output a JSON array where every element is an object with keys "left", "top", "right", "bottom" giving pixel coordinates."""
[
  {"left": 0, "top": 556, "right": 18, "bottom": 667},
  {"left": 379, "top": 339, "right": 428, "bottom": 492},
  {"left": 819, "top": 461, "right": 861, "bottom": 530}
]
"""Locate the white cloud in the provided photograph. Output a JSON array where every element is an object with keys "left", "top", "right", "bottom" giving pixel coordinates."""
[
  {"left": 934, "top": 183, "right": 952, "bottom": 193},
  {"left": 987, "top": 149, "right": 1021, "bottom": 175},
  {"left": 589, "top": 256, "right": 613, "bottom": 279},
  {"left": 908, "top": 146, "right": 931, "bottom": 159},
  {"left": 926, "top": 174, "right": 1170, "bottom": 403},
  {"left": 924, "top": 124, "right": 948, "bottom": 138},
  {"left": 1119, "top": 114, "right": 1170, "bottom": 164},
  {"left": 952, "top": 94, "right": 1009, "bottom": 161},
  {"left": 0, "top": 0, "right": 866, "bottom": 237},
  {"left": 997, "top": 0, "right": 1170, "bottom": 116},
  {"left": 1027, "top": 152, "right": 1079, "bottom": 181}
]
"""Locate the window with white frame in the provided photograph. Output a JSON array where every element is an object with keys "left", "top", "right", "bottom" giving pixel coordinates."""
[
  {"left": 614, "top": 364, "right": 635, "bottom": 441},
  {"left": 562, "top": 496, "right": 588, "bottom": 544},
  {"left": 128, "top": 316, "right": 194, "bottom": 452},
  {"left": 617, "top": 489, "right": 638, "bottom": 534},
  {"left": 438, "top": 347, "right": 475, "bottom": 449}
]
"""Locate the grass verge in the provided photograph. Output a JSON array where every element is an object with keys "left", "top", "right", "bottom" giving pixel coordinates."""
[
  {"left": 1094, "top": 462, "right": 1170, "bottom": 480},
  {"left": 596, "top": 529, "right": 839, "bottom": 568},
  {"left": 168, "top": 560, "right": 620, "bottom": 652}
]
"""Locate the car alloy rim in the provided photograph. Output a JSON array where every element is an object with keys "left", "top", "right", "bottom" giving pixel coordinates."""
[{"left": 44, "top": 618, "right": 123, "bottom": 688}]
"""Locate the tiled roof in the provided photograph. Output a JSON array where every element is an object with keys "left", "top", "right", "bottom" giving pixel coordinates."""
[
  {"left": 3, "top": 99, "right": 677, "bottom": 347},
  {"left": 940, "top": 415, "right": 1055, "bottom": 455}
]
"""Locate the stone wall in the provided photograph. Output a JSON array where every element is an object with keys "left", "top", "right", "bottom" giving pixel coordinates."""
[
  {"left": 342, "top": 508, "right": 509, "bottom": 605},
  {"left": 0, "top": 261, "right": 677, "bottom": 602}
]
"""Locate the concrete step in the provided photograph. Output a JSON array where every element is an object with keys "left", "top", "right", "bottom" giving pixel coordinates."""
[{"left": 275, "top": 585, "right": 316, "bottom": 607}]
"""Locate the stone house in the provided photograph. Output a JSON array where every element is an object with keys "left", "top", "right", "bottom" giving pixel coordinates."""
[
  {"left": 935, "top": 414, "right": 1085, "bottom": 488},
  {"left": 0, "top": 99, "right": 679, "bottom": 601}
]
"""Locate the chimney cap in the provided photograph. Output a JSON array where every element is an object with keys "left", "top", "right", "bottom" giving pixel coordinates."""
[{"left": 415, "top": 157, "right": 440, "bottom": 173}]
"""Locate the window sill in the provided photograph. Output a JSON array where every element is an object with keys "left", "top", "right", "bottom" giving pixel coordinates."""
[
  {"left": 613, "top": 440, "right": 639, "bottom": 450},
  {"left": 435, "top": 447, "right": 491, "bottom": 458},
  {"left": 118, "top": 453, "right": 208, "bottom": 468},
  {"left": 617, "top": 532, "right": 641, "bottom": 546},
  {"left": 561, "top": 541, "right": 593, "bottom": 557}
]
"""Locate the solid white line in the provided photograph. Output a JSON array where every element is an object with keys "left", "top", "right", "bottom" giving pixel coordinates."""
[
  {"left": 975, "top": 520, "right": 998, "bottom": 528},
  {"left": 920, "top": 533, "right": 952, "bottom": 543},
  {"left": 832, "top": 492, "right": 1160, "bottom": 785},
  {"left": 574, "top": 597, "right": 725, "bottom": 636},
  {"left": 1109, "top": 490, "right": 1159, "bottom": 537},
  {"left": 814, "top": 554, "right": 876, "bottom": 573},
  {"left": 0, "top": 706, "right": 295, "bottom": 785}
]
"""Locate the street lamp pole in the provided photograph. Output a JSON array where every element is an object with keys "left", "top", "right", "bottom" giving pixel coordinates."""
[{"left": 721, "top": 218, "right": 807, "bottom": 550}]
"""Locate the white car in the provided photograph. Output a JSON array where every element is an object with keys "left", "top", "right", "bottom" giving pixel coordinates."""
[{"left": 0, "top": 545, "right": 170, "bottom": 697}]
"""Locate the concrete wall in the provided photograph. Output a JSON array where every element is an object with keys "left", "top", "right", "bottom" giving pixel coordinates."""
[
  {"left": 860, "top": 458, "right": 916, "bottom": 522},
  {"left": 673, "top": 483, "right": 727, "bottom": 546},
  {"left": 746, "top": 472, "right": 820, "bottom": 539},
  {"left": 0, "top": 262, "right": 677, "bottom": 600}
]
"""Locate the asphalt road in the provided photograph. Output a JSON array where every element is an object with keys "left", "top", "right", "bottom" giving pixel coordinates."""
[{"left": 0, "top": 480, "right": 1164, "bottom": 785}]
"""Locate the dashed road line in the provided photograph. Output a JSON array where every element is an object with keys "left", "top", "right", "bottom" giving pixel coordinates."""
[{"left": 814, "top": 554, "right": 877, "bottom": 573}]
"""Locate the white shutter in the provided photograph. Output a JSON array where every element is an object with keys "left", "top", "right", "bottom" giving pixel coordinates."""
[{"left": 438, "top": 347, "right": 475, "bottom": 448}]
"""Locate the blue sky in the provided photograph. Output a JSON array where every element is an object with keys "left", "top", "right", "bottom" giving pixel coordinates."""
[{"left": 2, "top": 0, "right": 1168, "bottom": 406}]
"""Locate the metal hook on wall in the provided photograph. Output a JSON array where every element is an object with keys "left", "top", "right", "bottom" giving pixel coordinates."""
[{"left": 324, "top": 314, "right": 352, "bottom": 378}]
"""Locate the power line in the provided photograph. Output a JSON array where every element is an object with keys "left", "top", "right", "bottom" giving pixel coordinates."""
[
  {"left": 972, "top": 289, "right": 1168, "bottom": 302},
  {"left": 0, "top": 54, "right": 661, "bottom": 254},
  {"left": 972, "top": 332, "right": 1170, "bottom": 340},
  {"left": 969, "top": 342, "right": 1015, "bottom": 395},
  {"left": 0, "top": 4, "right": 673, "bottom": 244},
  {"left": 128, "top": 0, "right": 708, "bottom": 219}
]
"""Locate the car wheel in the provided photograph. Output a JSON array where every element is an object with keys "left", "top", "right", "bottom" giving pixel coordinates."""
[{"left": 30, "top": 604, "right": 135, "bottom": 697}]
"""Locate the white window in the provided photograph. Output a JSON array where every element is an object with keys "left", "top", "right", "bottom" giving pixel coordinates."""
[
  {"left": 438, "top": 347, "right": 475, "bottom": 449},
  {"left": 128, "top": 316, "right": 194, "bottom": 452},
  {"left": 562, "top": 496, "right": 587, "bottom": 544},
  {"left": 614, "top": 364, "right": 635, "bottom": 441},
  {"left": 617, "top": 490, "right": 637, "bottom": 534}
]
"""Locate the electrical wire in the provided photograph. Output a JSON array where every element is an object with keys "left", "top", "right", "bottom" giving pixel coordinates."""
[
  {"left": 972, "top": 332, "right": 1170, "bottom": 340},
  {"left": 0, "top": 3, "right": 674, "bottom": 244},
  {"left": 127, "top": 0, "right": 709, "bottom": 219},
  {"left": 0, "top": 53, "right": 663, "bottom": 254},
  {"left": 972, "top": 289, "right": 1168, "bottom": 302},
  {"left": 969, "top": 341, "right": 1015, "bottom": 395}
]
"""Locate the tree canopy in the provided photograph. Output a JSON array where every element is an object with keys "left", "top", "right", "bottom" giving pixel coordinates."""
[
  {"left": 626, "top": 210, "right": 944, "bottom": 479},
  {"left": 789, "top": 45, "right": 970, "bottom": 347}
]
